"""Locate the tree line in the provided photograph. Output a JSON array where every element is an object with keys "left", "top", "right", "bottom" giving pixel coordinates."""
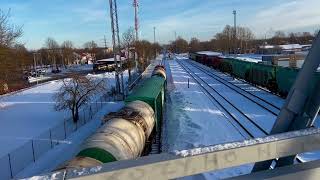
[
  {"left": 168, "top": 25, "right": 318, "bottom": 54},
  {"left": 0, "top": 7, "right": 161, "bottom": 95},
  {"left": 0, "top": 9, "right": 31, "bottom": 94}
]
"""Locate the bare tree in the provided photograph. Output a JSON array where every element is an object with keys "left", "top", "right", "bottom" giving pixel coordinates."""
[
  {"left": 61, "top": 40, "right": 74, "bottom": 66},
  {"left": 135, "top": 40, "right": 154, "bottom": 72},
  {"left": 169, "top": 36, "right": 188, "bottom": 53},
  {"left": 0, "top": 9, "right": 26, "bottom": 94},
  {"left": 44, "top": 37, "right": 60, "bottom": 70},
  {"left": 237, "top": 27, "right": 255, "bottom": 53},
  {"left": 83, "top": 41, "right": 98, "bottom": 61},
  {"left": 215, "top": 25, "right": 234, "bottom": 53},
  {"left": 213, "top": 25, "right": 255, "bottom": 53},
  {"left": 0, "top": 9, "right": 23, "bottom": 47},
  {"left": 189, "top": 37, "right": 201, "bottom": 52},
  {"left": 122, "top": 28, "right": 135, "bottom": 81},
  {"left": 271, "top": 31, "right": 286, "bottom": 45},
  {"left": 54, "top": 74, "right": 107, "bottom": 123}
]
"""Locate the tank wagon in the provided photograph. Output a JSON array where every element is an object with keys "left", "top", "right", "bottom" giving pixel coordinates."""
[
  {"left": 57, "top": 65, "right": 167, "bottom": 170},
  {"left": 189, "top": 52, "right": 320, "bottom": 97}
]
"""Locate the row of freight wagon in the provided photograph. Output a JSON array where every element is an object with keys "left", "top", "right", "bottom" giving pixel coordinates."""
[
  {"left": 189, "top": 52, "right": 320, "bottom": 97},
  {"left": 56, "top": 64, "right": 167, "bottom": 170}
]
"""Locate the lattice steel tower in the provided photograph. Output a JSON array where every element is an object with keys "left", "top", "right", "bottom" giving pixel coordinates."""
[{"left": 109, "top": 0, "right": 124, "bottom": 94}]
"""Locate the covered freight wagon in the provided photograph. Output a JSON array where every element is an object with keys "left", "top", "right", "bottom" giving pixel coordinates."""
[
  {"left": 250, "top": 63, "right": 277, "bottom": 92},
  {"left": 276, "top": 67, "right": 320, "bottom": 97}
]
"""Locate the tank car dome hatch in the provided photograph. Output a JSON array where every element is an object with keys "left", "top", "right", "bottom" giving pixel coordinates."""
[{"left": 152, "top": 65, "right": 166, "bottom": 80}]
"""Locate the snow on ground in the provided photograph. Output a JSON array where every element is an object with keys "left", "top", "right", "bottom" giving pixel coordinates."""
[
  {"left": 182, "top": 61, "right": 278, "bottom": 133},
  {"left": 164, "top": 56, "right": 320, "bottom": 179},
  {"left": 16, "top": 102, "right": 124, "bottom": 179},
  {"left": 234, "top": 57, "right": 262, "bottom": 63},
  {"left": 186, "top": 59, "right": 320, "bottom": 162},
  {"left": 28, "top": 64, "right": 93, "bottom": 83},
  {"left": 197, "top": 51, "right": 222, "bottom": 56},
  {"left": 222, "top": 54, "right": 263, "bottom": 63},
  {"left": 28, "top": 76, "right": 52, "bottom": 83},
  {"left": 0, "top": 71, "right": 128, "bottom": 157},
  {"left": 163, "top": 59, "right": 252, "bottom": 179}
]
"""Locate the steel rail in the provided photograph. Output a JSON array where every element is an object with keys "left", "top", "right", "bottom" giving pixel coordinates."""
[
  {"left": 177, "top": 60, "right": 269, "bottom": 137},
  {"left": 187, "top": 60, "right": 281, "bottom": 115}
]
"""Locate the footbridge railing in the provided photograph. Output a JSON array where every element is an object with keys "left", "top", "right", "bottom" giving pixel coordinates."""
[{"left": 33, "top": 128, "right": 320, "bottom": 180}]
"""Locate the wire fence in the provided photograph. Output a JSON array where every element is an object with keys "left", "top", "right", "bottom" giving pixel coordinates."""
[{"left": 0, "top": 94, "right": 114, "bottom": 180}]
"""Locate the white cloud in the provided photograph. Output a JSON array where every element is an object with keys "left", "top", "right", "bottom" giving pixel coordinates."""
[
  {"left": 141, "top": 4, "right": 226, "bottom": 43},
  {"left": 248, "top": 0, "right": 320, "bottom": 37},
  {"left": 140, "top": 0, "right": 320, "bottom": 43}
]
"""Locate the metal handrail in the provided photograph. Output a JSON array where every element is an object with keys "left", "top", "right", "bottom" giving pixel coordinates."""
[{"left": 32, "top": 128, "right": 320, "bottom": 180}]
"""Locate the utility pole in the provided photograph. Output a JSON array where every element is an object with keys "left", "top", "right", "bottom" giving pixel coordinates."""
[
  {"left": 33, "top": 52, "right": 38, "bottom": 85},
  {"left": 174, "top": 31, "right": 177, "bottom": 54},
  {"left": 103, "top": 35, "right": 108, "bottom": 57},
  {"left": 233, "top": 10, "right": 237, "bottom": 54},
  {"left": 153, "top": 27, "right": 156, "bottom": 43},
  {"left": 133, "top": 0, "right": 139, "bottom": 41},
  {"left": 109, "top": 0, "right": 123, "bottom": 95},
  {"left": 154, "top": 27, "right": 156, "bottom": 58}
]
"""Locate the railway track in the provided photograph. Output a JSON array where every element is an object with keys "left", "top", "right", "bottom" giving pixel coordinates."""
[
  {"left": 178, "top": 59, "right": 304, "bottom": 164},
  {"left": 177, "top": 60, "right": 269, "bottom": 139},
  {"left": 187, "top": 60, "right": 281, "bottom": 116}
]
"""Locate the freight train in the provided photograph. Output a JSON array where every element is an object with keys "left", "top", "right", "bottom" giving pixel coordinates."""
[
  {"left": 57, "top": 64, "right": 166, "bottom": 170},
  {"left": 189, "top": 52, "right": 320, "bottom": 97}
]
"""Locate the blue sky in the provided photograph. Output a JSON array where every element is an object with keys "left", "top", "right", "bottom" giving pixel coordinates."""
[{"left": 1, "top": 0, "right": 320, "bottom": 49}]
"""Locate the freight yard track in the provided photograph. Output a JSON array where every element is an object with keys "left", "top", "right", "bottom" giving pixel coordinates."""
[
  {"left": 178, "top": 58, "right": 305, "bottom": 163},
  {"left": 177, "top": 60, "right": 271, "bottom": 139},
  {"left": 187, "top": 60, "right": 281, "bottom": 115}
]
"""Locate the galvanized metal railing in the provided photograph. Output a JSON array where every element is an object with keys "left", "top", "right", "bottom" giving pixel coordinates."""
[{"left": 32, "top": 128, "right": 320, "bottom": 180}]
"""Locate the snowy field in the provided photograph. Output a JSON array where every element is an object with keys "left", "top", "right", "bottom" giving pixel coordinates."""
[
  {"left": 16, "top": 102, "right": 124, "bottom": 179},
  {"left": 28, "top": 64, "right": 93, "bottom": 83},
  {"left": 0, "top": 71, "right": 127, "bottom": 157}
]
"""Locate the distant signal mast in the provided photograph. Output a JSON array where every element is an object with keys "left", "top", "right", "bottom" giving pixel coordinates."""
[{"left": 133, "top": 0, "right": 139, "bottom": 41}]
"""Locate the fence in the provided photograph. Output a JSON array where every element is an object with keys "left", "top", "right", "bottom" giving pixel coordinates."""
[{"left": 0, "top": 94, "right": 114, "bottom": 180}]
